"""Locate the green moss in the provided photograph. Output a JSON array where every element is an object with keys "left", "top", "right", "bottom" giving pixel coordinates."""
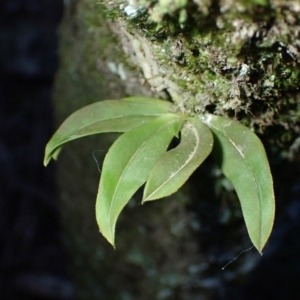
[{"left": 77, "top": 0, "right": 299, "bottom": 186}]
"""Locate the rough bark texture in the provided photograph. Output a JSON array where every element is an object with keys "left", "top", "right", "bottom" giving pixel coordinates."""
[
  {"left": 54, "top": 0, "right": 300, "bottom": 299},
  {"left": 107, "top": 0, "right": 300, "bottom": 138}
]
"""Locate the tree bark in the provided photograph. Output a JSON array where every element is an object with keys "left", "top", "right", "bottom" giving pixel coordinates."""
[{"left": 54, "top": 0, "right": 300, "bottom": 299}]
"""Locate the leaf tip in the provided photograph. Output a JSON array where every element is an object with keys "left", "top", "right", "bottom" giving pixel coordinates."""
[
  {"left": 253, "top": 242, "right": 265, "bottom": 255},
  {"left": 100, "top": 230, "right": 116, "bottom": 248},
  {"left": 43, "top": 156, "right": 50, "bottom": 167},
  {"left": 98, "top": 222, "right": 116, "bottom": 248},
  {"left": 257, "top": 244, "right": 264, "bottom": 256}
]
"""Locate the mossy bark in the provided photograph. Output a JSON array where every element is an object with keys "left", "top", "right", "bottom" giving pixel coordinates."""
[{"left": 54, "top": 0, "right": 300, "bottom": 299}]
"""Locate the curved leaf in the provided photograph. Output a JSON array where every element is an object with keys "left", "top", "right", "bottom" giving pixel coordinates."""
[
  {"left": 203, "top": 114, "right": 275, "bottom": 254},
  {"left": 44, "top": 97, "right": 174, "bottom": 166},
  {"left": 143, "top": 118, "right": 213, "bottom": 201},
  {"left": 96, "top": 114, "right": 183, "bottom": 247}
]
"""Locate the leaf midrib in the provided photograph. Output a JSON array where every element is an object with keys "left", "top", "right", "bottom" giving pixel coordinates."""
[
  {"left": 65, "top": 113, "right": 164, "bottom": 139},
  {"left": 108, "top": 118, "right": 178, "bottom": 238},
  {"left": 211, "top": 124, "right": 263, "bottom": 249},
  {"left": 48, "top": 113, "right": 164, "bottom": 158},
  {"left": 145, "top": 122, "right": 199, "bottom": 200}
]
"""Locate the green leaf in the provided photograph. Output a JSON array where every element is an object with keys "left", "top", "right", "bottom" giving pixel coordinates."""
[
  {"left": 203, "top": 114, "right": 275, "bottom": 254},
  {"left": 96, "top": 114, "right": 184, "bottom": 247},
  {"left": 44, "top": 97, "right": 174, "bottom": 166},
  {"left": 143, "top": 118, "right": 213, "bottom": 201}
]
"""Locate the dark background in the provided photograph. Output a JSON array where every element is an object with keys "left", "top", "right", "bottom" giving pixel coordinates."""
[{"left": 0, "top": 1, "right": 73, "bottom": 299}]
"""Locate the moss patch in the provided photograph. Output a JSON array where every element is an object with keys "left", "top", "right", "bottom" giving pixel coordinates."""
[{"left": 101, "top": 0, "right": 300, "bottom": 152}]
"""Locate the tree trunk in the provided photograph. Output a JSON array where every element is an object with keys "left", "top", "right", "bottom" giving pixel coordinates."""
[{"left": 54, "top": 0, "right": 300, "bottom": 299}]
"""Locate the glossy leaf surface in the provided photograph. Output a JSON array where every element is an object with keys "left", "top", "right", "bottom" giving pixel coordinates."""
[
  {"left": 96, "top": 114, "right": 183, "bottom": 247},
  {"left": 203, "top": 114, "right": 275, "bottom": 253},
  {"left": 44, "top": 97, "right": 174, "bottom": 166},
  {"left": 143, "top": 118, "right": 213, "bottom": 201}
]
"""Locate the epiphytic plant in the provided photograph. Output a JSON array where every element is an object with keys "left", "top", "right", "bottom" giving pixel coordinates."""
[{"left": 44, "top": 97, "right": 275, "bottom": 254}]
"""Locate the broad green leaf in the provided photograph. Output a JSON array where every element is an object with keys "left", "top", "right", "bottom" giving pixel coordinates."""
[
  {"left": 203, "top": 114, "right": 275, "bottom": 254},
  {"left": 96, "top": 114, "right": 183, "bottom": 247},
  {"left": 44, "top": 97, "right": 174, "bottom": 166},
  {"left": 143, "top": 118, "right": 213, "bottom": 201}
]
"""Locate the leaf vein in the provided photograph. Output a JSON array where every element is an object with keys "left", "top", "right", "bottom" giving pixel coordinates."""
[
  {"left": 145, "top": 122, "right": 199, "bottom": 199},
  {"left": 216, "top": 128, "right": 262, "bottom": 246},
  {"left": 108, "top": 118, "right": 178, "bottom": 237}
]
